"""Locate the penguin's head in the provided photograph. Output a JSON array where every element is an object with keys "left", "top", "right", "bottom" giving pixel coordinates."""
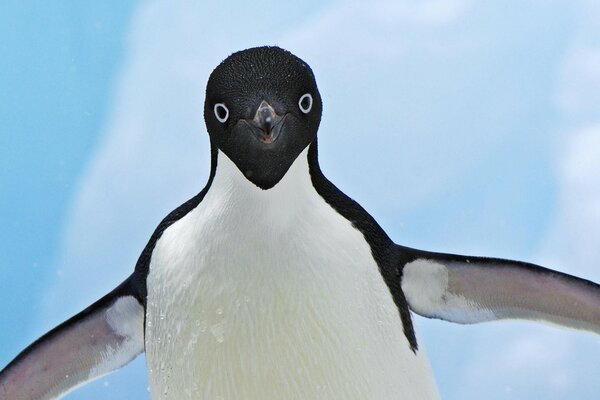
[{"left": 204, "top": 46, "right": 322, "bottom": 190}]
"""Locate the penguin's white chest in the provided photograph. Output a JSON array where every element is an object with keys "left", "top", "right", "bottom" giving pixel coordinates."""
[{"left": 145, "top": 150, "right": 438, "bottom": 400}]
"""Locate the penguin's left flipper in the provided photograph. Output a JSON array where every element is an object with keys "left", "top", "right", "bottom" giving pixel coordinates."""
[
  {"left": 399, "top": 246, "right": 600, "bottom": 334},
  {"left": 0, "top": 276, "right": 144, "bottom": 400}
]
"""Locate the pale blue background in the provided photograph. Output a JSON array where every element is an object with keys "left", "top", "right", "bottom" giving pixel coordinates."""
[{"left": 2, "top": 1, "right": 600, "bottom": 399}]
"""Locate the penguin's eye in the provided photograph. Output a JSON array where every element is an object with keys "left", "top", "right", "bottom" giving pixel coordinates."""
[
  {"left": 214, "top": 103, "right": 229, "bottom": 123},
  {"left": 298, "top": 93, "right": 313, "bottom": 114}
]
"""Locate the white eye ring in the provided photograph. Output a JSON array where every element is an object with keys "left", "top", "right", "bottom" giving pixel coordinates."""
[
  {"left": 214, "top": 103, "right": 229, "bottom": 123},
  {"left": 298, "top": 93, "right": 313, "bottom": 114}
]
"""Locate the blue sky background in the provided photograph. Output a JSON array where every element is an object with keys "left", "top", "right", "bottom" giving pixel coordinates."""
[{"left": 1, "top": 1, "right": 599, "bottom": 399}]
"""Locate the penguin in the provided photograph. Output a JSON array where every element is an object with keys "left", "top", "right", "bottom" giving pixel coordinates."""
[{"left": 1, "top": 46, "right": 599, "bottom": 400}]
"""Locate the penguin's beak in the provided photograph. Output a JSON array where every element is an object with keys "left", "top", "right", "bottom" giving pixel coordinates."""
[{"left": 244, "top": 100, "right": 285, "bottom": 144}]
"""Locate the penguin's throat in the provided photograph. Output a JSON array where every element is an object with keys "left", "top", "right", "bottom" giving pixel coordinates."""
[{"left": 210, "top": 148, "right": 315, "bottom": 227}]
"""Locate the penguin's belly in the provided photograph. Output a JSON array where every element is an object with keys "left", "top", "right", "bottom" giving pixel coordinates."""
[{"left": 145, "top": 157, "right": 438, "bottom": 399}]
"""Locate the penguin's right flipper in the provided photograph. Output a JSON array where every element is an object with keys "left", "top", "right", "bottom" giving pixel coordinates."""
[{"left": 0, "top": 276, "right": 144, "bottom": 400}]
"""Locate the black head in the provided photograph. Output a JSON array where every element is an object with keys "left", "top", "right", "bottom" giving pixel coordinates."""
[{"left": 204, "top": 46, "right": 322, "bottom": 189}]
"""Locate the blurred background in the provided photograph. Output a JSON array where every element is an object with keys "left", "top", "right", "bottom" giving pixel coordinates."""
[{"left": 1, "top": 0, "right": 600, "bottom": 398}]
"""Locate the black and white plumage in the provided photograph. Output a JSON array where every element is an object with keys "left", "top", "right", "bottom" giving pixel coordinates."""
[{"left": 1, "top": 46, "right": 599, "bottom": 399}]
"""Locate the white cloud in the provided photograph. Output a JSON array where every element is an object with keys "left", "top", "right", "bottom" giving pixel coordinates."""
[
  {"left": 554, "top": 0, "right": 600, "bottom": 123},
  {"left": 543, "top": 0, "right": 600, "bottom": 279},
  {"left": 556, "top": 46, "right": 600, "bottom": 121},
  {"left": 458, "top": 327, "right": 593, "bottom": 399}
]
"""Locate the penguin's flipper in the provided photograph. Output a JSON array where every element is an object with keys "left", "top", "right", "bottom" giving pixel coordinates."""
[
  {"left": 0, "top": 277, "right": 144, "bottom": 400},
  {"left": 399, "top": 246, "right": 600, "bottom": 334}
]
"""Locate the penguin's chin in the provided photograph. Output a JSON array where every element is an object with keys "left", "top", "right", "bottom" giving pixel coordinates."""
[
  {"left": 219, "top": 115, "right": 315, "bottom": 190},
  {"left": 227, "top": 145, "right": 298, "bottom": 190},
  {"left": 241, "top": 167, "right": 287, "bottom": 190}
]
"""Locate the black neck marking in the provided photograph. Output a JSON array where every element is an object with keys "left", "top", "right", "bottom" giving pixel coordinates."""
[
  {"left": 131, "top": 143, "right": 219, "bottom": 305},
  {"left": 307, "top": 141, "right": 419, "bottom": 353}
]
